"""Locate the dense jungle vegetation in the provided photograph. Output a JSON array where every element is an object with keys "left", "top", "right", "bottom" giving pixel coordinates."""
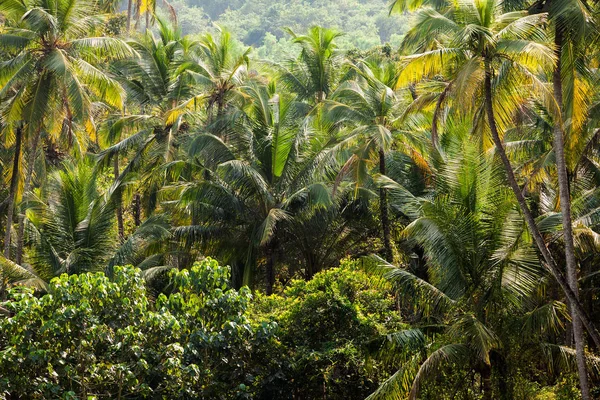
[{"left": 1, "top": 0, "right": 600, "bottom": 398}]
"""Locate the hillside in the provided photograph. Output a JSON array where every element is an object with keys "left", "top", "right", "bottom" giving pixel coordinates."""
[{"left": 167, "top": 0, "right": 410, "bottom": 56}]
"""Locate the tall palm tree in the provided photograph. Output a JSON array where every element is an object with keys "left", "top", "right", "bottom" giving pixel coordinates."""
[
  {"left": 99, "top": 20, "right": 200, "bottom": 218},
  {"left": 367, "top": 137, "right": 565, "bottom": 399},
  {"left": 536, "top": 1, "right": 599, "bottom": 395},
  {"left": 0, "top": 0, "right": 131, "bottom": 264},
  {"left": 187, "top": 28, "right": 250, "bottom": 124},
  {"left": 276, "top": 26, "right": 343, "bottom": 105},
  {"left": 177, "top": 82, "right": 331, "bottom": 293},
  {"left": 398, "top": 1, "right": 600, "bottom": 378},
  {"left": 325, "top": 59, "right": 429, "bottom": 261}
]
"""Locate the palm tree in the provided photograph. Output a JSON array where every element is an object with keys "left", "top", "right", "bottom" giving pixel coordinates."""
[
  {"left": 177, "top": 82, "right": 332, "bottom": 293},
  {"left": 276, "top": 26, "right": 343, "bottom": 105},
  {"left": 536, "top": 1, "right": 599, "bottom": 395},
  {"left": 325, "top": 59, "right": 429, "bottom": 261},
  {"left": 367, "top": 137, "right": 564, "bottom": 399},
  {"left": 25, "top": 160, "right": 117, "bottom": 277},
  {"left": 188, "top": 28, "right": 251, "bottom": 124},
  {"left": 282, "top": 188, "right": 381, "bottom": 280},
  {"left": 399, "top": 0, "right": 600, "bottom": 372},
  {"left": 1, "top": 160, "right": 171, "bottom": 293},
  {"left": 0, "top": 0, "right": 131, "bottom": 264},
  {"left": 391, "top": 3, "right": 599, "bottom": 390},
  {"left": 99, "top": 20, "right": 200, "bottom": 218}
]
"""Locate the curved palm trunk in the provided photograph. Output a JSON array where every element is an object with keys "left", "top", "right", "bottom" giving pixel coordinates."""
[
  {"left": 552, "top": 29, "right": 590, "bottom": 399},
  {"left": 15, "top": 132, "right": 40, "bottom": 265},
  {"left": 379, "top": 147, "right": 392, "bottom": 261},
  {"left": 431, "top": 83, "right": 452, "bottom": 151},
  {"left": 3, "top": 126, "right": 23, "bottom": 259},
  {"left": 483, "top": 59, "right": 600, "bottom": 350}
]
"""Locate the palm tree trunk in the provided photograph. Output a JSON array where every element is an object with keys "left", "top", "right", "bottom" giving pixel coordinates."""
[
  {"left": 126, "top": 0, "right": 132, "bottom": 31},
  {"left": 133, "top": 193, "right": 141, "bottom": 227},
  {"left": 432, "top": 84, "right": 451, "bottom": 150},
  {"left": 552, "top": 28, "right": 590, "bottom": 399},
  {"left": 265, "top": 239, "right": 276, "bottom": 295},
  {"left": 483, "top": 58, "right": 600, "bottom": 350},
  {"left": 480, "top": 364, "right": 492, "bottom": 400},
  {"left": 134, "top": 0, "right": 141, "bottom": 30},
  {"left": 114, "top": 156, "right": 124, "bottom": 242},
  {"left": 15, "top": 132, "right": 40, "bottom": 265},
  {"left": 491, "top": 351, "right": 511, "bottom": 400},
  {"left": 3, "top": 126, "right": 23, "bottom": 259},
  {"left": 379, "top": 147, "right": 392, "bottom": 261}
]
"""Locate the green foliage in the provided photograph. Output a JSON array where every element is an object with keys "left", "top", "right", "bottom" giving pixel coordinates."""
[
  {"left": 167, "top": 0, "right": 410, "bottom": 51},
  {"left": 251, "top": 259, "right": 403, "bottom": 399},
  {"left": 1, "top": 0, "right": 600, "bottom": 397},
  {"left": 0, "top": 258, "right": 277, "bottom": 399}
]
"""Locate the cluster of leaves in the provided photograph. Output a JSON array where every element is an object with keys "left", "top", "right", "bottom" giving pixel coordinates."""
[
  {"left": 0, "top": 258, "right": 404, "bottom": 399},
  {"left": 250, "top": 258, "right": 404, "bottom": 399},
  {"left": 0, "top": 258, "right": 277, "bottom": 399}
]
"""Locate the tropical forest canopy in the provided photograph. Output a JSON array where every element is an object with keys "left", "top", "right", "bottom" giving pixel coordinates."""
[
  {"left": 167, "top": 0, "right": 411, "bottom": 53},
  {"left": 0, "top": 0, "right": 600, "bottom": 399}
]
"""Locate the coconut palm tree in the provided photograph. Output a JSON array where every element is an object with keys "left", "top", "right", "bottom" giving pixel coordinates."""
[
  {"left": 176, "top": 82, "right": 333, "bottom": 293},
  {"left": 367, "top": 137, "right": 565, "bottom": 399},
  {"left": 0, "top": 0, "right": 131, "bottom": 264},
  {"left": 325, "top": 59, "right": 429, "bottom": 261},
  {"left": 398, "top": 1, "right": 600, "bottom": 379},
  {"left": 276, "top": 26, "right": 343, "bottom": 105},
  {"left": 25, "top": 160, "right": 117, "bottom": 277},
  {"left": 187, "top": 28, "right": 251, "bottom": 124},
  {"left": 393, "top": 2, "right": 598, "bottom": 392},
  {"left": 0, "top": 160, "right": 171, "bottom": 294},
  {"left": 536, "top": 1, "right": 599, "bottom": 395},
  {"left": 99, "top": 20, "right": 200, "bottom": 217}
]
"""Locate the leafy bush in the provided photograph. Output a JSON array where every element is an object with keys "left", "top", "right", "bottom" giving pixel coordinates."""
[
  {"left": 251, "top": 259, "right": 404, "bottom": 399},
  {"left": 0, "top": 258, "right": 410, "bottom": 399},
  {"left": 0, "top": 259, "right": 277, "bottom": 399}
]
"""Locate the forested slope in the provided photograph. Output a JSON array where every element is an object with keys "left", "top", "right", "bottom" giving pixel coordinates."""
[{"left": 165, "top": 0, "right": 410, "bottom": 55}]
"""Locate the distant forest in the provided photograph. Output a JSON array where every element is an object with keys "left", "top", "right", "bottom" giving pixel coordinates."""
[{"left": 161, "top": 0, "right": 410, "bottom": 56}]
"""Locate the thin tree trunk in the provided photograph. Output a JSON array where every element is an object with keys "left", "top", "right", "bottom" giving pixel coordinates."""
[
  {"left": 15, "top": 132, "right": 40, "bottom": 265},
  {"left": 379, "top": 147, "right": 392, "bottom": 261},
  {"left": 408, "top": 83, "right": 418, "bottom": 101},
  {"left": 432, "top": 84, "right": 451, "bottom": 150},
  {"left": 3, "top": 126, "right": 22, "bottom": 259},
  {"left": 265, "top": 239, "right": 276, "bottom": 295},
  {"left": 126, "top": 0, "right": 132, "bottom": 31},
  {"left": 483, "top": 59, "right": 600, "bottom": 349},
  {"left": 133, "top": 193, "right": 141, "bottom": 227},
  {"left": 491, "top": 351, "right": 512, "bottom": 400},
  {"left": 305, "top": 252, "right": 315, "bottom": 281},
  {"left": 134, "top": 0, "right": 141, "bottom": 30},
  {"left": 552, "top": 28, "right": 590, "bottom": 399},
  {"left": 480, "top": 364, "right": 492, "bottom": 400},
  {"left": 114, "top": 156, "right": 124, "bottom": 242}
]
